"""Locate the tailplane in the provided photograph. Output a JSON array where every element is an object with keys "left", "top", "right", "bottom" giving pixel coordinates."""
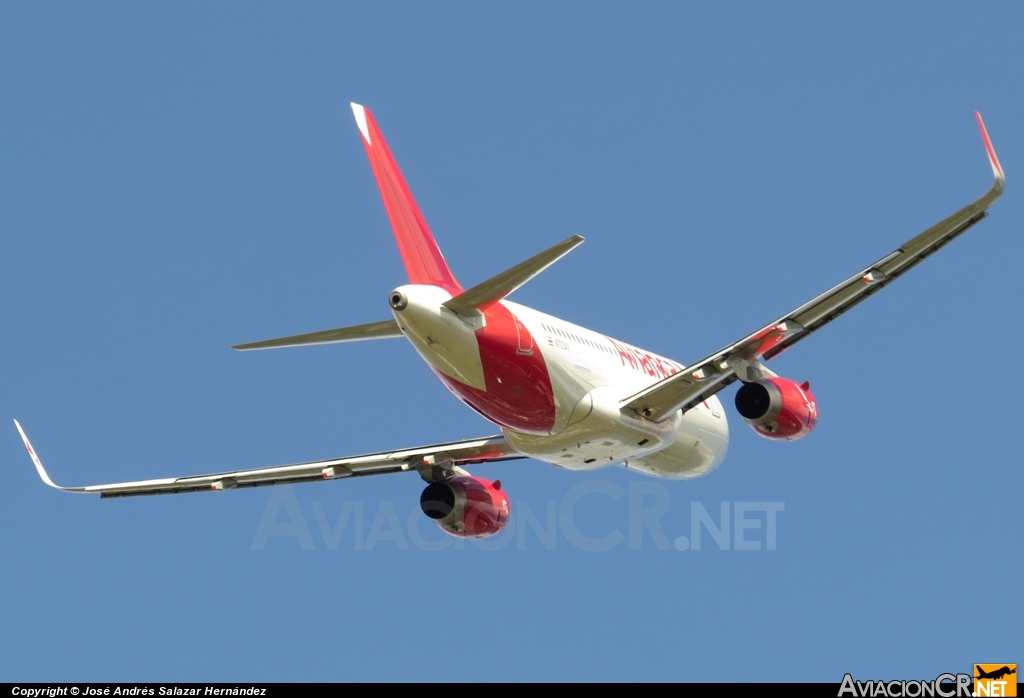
[
  {"left": 443, "top": 235, "right": 584, "bottom": 317},
  {"left": 232, "top": 319, "right": 402, "bottom": 351},
  {"left": 351, "top": 103, "right": 462, "bottom": 294}
]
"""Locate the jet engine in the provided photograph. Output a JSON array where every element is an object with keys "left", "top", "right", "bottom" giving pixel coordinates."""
[
  {"left": 734, "top": 377, "right": 818, "bottom": 441},
  {"left": 419, "top": 476, "right": 510, "bottom": 538}
]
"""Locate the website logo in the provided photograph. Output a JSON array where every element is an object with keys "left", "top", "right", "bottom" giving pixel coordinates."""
[
  {"left": 838, "top": 667, "right": 1018, "bottom": 698},
  {"left": 974, "top": 665, "right": 1017, "bottom": 697}
]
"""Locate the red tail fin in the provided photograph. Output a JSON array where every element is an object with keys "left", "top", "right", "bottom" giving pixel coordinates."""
[{"left": 351, "top": 103, "right": 462, "bottom": 294}]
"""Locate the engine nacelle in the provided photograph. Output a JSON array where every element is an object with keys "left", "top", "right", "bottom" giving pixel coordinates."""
[
  {"left": 419, "top": 476, "right": 510, "bottom": 538},
  {"left": 734, "top": 377, "right": 818, "bottom": 441}
]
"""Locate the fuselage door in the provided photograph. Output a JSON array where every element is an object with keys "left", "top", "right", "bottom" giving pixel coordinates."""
[{"left": 515, "top": 315, "right": 534, "bottom": 355}]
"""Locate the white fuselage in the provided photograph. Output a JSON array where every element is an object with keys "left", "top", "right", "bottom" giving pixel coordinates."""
[{"left": 391, "top": 285, "right": 729, "bottom": 479}]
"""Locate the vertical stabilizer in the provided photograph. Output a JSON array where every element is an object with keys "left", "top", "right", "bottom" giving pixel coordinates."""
[{"left": 351, "top": 103, "right": 462, "bottom": 294}]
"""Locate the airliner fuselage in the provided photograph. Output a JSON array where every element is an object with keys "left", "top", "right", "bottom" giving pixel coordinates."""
[{"left": 392, "top": 284, "right": 729, "bottom": 478}]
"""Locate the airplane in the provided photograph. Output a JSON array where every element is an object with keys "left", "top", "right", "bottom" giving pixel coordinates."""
[
  {"left": 975, "top": 666, "right": 1016, "bottom": 681},
  {"left": 15, "top": 105, "right": 1005, "bottom": 539}
]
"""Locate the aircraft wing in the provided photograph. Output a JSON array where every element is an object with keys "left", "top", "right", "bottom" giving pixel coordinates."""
[
  {"left": 623, "top": 112, "right": 1005, "bottom": 422},
  {"left": 14, "top": 420, "right": 522, "bottom": 498}
]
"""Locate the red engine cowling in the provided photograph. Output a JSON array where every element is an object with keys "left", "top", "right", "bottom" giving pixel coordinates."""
[
  {"left": 734, "top": 377, "right": 818, "bottom": 441},
  {"left": 419, "top": 476, "right": 510, "bottom": 538}
]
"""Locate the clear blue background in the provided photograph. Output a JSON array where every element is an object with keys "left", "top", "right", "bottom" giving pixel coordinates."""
[{"left": 1, "top": 2, "right": 1020, "bottom": 682}]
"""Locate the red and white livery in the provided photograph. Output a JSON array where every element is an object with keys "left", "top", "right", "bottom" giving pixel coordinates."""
[{"left": 16, "top": 106, "right": 1005, "bottom": 538}]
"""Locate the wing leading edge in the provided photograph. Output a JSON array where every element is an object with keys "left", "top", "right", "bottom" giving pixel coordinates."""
[
  {"left": 14, "top": 420, "right": 522, "bottom": 498},
  {"left": 624, "top": 112, "right": 1005, "bottom": 422}
]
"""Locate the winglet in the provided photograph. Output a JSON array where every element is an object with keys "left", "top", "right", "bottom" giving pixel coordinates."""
[
  {"left": 14, "top": 420, "right": 61, "bottom": 490},
  {"left": 975, "top": 112, "right": 1004, "bottom": 184}
]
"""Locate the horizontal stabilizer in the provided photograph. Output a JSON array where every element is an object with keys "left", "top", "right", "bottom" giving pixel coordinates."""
[
  {"left": 443, "top": 235, "right": 584, "bottom": 317},
  {"left": 232, "top": 319, "right": 402, "bottom": 351}
]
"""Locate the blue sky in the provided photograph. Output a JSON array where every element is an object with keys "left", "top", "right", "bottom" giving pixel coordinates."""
[{"left": 1, "top": 2, "right": 1021, "bottom": 682}]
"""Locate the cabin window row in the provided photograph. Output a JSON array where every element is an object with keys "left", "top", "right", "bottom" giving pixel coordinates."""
[{"left": 541, "top": 323, "right": 617, "bottom": 356}]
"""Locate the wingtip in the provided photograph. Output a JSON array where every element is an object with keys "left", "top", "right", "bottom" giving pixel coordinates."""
[
  {"left": 13, "top": 419, "right": 60, "bottom": 489},
  {"left": 975, "top": 111, "right": 1004, "bottom": 182},
  {"left": 350, "top": 102, "right": 372, "bottom": 145}
]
